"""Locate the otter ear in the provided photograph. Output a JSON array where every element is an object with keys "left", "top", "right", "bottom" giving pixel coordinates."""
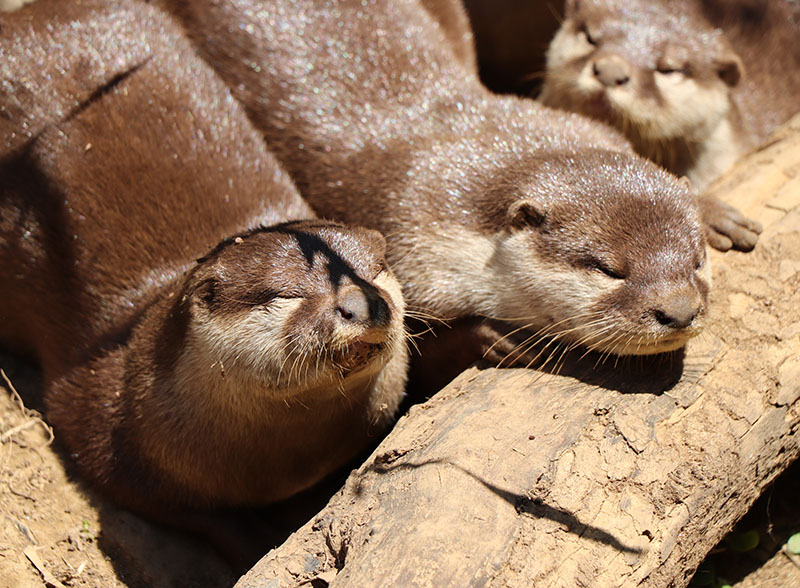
[
  {"left": 679, "top": 176, "right": 693, "bottom": 191},
  {"left": 508, "top": 199, "right": 547, "bottom": 228},
  {"left": 716, "top": 53, "right": 743, "bottom": 87},
  {"left": 187, "top": 278, "right": 216, "bottom": 313},
  {"left": 565, "top": 0, "right": 580, "bottom": 16}
]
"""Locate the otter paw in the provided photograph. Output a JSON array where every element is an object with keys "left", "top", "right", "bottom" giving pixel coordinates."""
[{"left": 697, "top": 195, "right": 763, "bottom": 252}]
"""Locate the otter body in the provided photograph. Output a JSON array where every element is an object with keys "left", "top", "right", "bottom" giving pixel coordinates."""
[
  {"left": 540, "top": 0, "right": 800, "bottom": 189},
  {"left": 0, "top": 0, "right": 407, "bottom": 514},
  {"left": 164, "top": 0, "right": 718, "bottom": 358}
]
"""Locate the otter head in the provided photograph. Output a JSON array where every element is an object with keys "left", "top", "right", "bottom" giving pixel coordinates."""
[
  {"left": 176, "top": 221, "right": 406, "bottom": 398},
  {"left": 540, "top": 0, "right": 742, "bottom": 157},
  {"left": 486, "top": 150, "right": 710, "bottom": 356}
]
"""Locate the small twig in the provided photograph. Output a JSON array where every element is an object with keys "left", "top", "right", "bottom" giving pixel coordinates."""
[
  {"left": 1, "top": 369, "right": 26, "bottom": 413},
  {"left": 24, "top": 546, "right": 68, "bottom": 588},
  {"left": 782, "top": 544, "right": 800, "bottom": 569},
  {"left": 8, "top": 469, "right": 36, "bottom": 501},
  {"left": 0, "top": 369, "right": 54, "bottom": 446},
  {"left": 0, "top": 420, "right": 38, "bottom": 443}
]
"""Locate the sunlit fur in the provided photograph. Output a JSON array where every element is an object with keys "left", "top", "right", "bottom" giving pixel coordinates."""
[
  {"left": 158, "top": 0, "right": 711, "bottom": 364},
  {"left": 0, "top": 0, "right": 411, "bottom": 514},
  {"left": 121, "top": 225, "right": 410, "bottom": 507},
  {"left": 393, "top": 157, "right": 710, "bottom": 357}
]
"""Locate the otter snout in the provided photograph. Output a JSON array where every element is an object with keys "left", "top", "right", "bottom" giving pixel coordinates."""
[
  {"left": 652, "top": 291, "right": 703, "bottom": 329},
  {"left": 593, "top": 54, "right": 631, "bottom": 87},
  {"left": 335, "top": 284, "right": 392, "bottom": 340}
]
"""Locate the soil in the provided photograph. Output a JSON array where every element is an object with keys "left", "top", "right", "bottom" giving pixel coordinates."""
[{"left": 0, "top": 356, "right": 235, "bottom": 588}]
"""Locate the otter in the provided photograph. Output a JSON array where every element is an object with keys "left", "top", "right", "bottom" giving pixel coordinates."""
[
  {"left": 161, "top": 0, "right": 728, "bottom": 363},
  {"left": 418, "top": 0, "right": 477, "bottom": 70},
  {"left": 539, "top": 0, "right": 800, "bottom": 190},
  {"left": 0, "top": 0, "right": 407, "bottom": 516}
]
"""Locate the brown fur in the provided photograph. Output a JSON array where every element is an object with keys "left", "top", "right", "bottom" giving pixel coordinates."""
[
  {"left": 0, "top": 0, "right": 407, "bottom": 515},
  {"left": 699, "top": 0, "right": 800, "bottom": 141},
  {"left": 161, "top": 0, "right": 716, "bottom": 365},
  {"left": 418, "top": 0, "right": 478, "bottom": 70}
]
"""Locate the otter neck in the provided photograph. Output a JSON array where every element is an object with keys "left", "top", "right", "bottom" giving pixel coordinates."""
[
  {"left": 391, "top": 225, "right": 513, "bottom": 322},
  {"left": 684, "top": 115, "right": 748, "bottom": 189}
]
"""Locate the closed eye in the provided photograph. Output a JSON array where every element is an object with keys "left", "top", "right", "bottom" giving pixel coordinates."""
[
  {"left": 656, "top": 64, "right": 688, "bottom": 76},
  {"left": 587, "top": 259, "right": 625, "bottom": 279},
  {"left": 579, "top": 24, "right": 598, "bottom": 46}
]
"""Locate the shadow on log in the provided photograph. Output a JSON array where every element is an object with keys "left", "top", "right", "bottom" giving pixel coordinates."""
[{"left": 237, "top": 115, "right": 800, "bottom": 588}]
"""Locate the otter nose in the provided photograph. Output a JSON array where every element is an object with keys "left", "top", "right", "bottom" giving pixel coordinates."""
[
  {"left": 653, "top": 294, "right": 702, "bottom": 329},
  {"left": 336, "top": 284, "right": 390, "bottom": 327},
  {"left": 593, "top": 55, "right": 631, "bottom": 87}
]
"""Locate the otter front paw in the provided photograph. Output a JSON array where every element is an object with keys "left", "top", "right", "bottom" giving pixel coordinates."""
[{"left": 697, "top": 195, "right": 762, "bottom": 252}]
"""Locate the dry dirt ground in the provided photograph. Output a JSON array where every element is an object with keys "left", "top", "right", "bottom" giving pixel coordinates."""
[{"left": 0, "top": 358, "right": 236, "bottom": 588}]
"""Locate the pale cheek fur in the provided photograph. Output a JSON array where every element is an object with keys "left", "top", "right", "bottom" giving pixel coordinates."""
[
  {"left": 179, "top": 297, "right": 304, "bottom": 395},
  {"left": 492, "top": 232, "right": 614, "bottom": 328},
  {"left": 546, "top": 26, "right": 594, "bottom": 71},
  {"left": 651, "top": 75, "right": 730, "bottom": 140}
]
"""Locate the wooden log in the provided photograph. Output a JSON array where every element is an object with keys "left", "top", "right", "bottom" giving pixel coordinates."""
[{"left": 236, "top": 115, "right": 800, "bottom": 588}]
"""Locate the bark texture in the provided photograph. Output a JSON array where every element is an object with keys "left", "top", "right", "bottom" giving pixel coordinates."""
[{"left": 236, "top": 115, "right": 800, "bottom": 588}]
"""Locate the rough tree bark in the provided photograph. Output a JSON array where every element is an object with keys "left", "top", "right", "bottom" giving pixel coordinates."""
[{"left": 237, "top": 115, "right": 800, "bottom": 588}]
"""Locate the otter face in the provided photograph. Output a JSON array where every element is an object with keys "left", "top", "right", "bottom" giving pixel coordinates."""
[
  {"left": 540, "top": 0, "right": 742, "bottom": 152},
  {"left": 491, "top": 152, "right": 710, "bottom": 356},
  {"left": 179, "top": 221, "right": 406, "bottom": 397}
]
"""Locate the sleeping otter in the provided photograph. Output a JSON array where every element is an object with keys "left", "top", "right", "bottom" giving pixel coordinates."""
[{"left": 0, "top": 0, "right": 408, "bottom": 516}]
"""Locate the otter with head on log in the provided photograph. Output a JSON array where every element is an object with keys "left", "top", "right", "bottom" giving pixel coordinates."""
[
  {"left": 0, "top": 0, "right": 407, "bottom": 516},
  {"left": 160, "top": 0, "right": 739, "bottom": 375}
]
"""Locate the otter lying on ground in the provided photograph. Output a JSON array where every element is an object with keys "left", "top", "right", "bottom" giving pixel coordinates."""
[{"left": 0, "top": 0, "right": 407, "bottom": 516}]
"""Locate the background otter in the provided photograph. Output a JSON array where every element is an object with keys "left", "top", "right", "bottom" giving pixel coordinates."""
[
  {"left": 0, "top": 0, "right": 407, "bottom": 517},
  {"left": 163, "top": 0, "right": 723, "bottom": 373},
  {"left": 540, "top": 0, "right": 800, "bottom": 189}
]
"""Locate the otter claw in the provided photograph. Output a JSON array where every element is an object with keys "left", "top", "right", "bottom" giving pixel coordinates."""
[{"left": 697, "top": 195, "right": 762, "bottom": 252}]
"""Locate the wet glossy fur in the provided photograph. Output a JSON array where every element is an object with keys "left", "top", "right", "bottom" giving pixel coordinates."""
[{"left": 162, "top": 0, "right": 712, "bottom": 358}]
